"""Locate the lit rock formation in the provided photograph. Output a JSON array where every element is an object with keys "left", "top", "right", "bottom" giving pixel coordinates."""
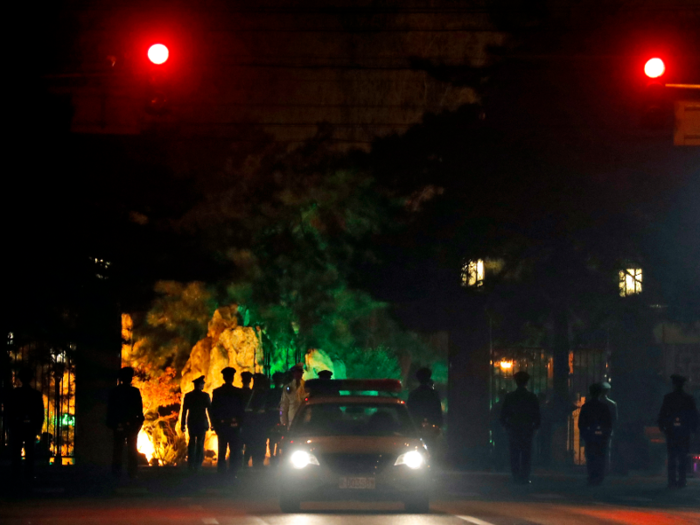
[
  {"left": 180, "top": 305, "right": 262, "bottom": 395},
  {"left": 178, "top": 305, "right": 263, "bottom": 460}
]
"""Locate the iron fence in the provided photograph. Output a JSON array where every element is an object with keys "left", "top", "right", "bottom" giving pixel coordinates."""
[
  {"left": 3, "top": 337, "right": 76, "bottom": 465},
  {"left": 489, "top": 346, "right": 610, "bottom": 466}
]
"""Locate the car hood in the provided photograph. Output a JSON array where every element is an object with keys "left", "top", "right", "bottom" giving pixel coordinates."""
[{"left": 294, "top": 435, "right": 423, "bottom": 455}]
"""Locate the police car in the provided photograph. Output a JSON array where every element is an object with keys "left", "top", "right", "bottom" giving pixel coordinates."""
[{"left": 278, "top": 379, "right": 431, "bottom": 513}]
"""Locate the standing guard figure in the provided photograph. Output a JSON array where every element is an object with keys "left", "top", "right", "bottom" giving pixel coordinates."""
[
  {"left": 312, "top": 370, "right": 340, "bottom": 397},
  {"left": 240, "top": 371, "right": 254, "bottom": 466},
  {"left": 266, "top": 371, "right": 285, "bottom": 463},
  {"left": 9, "top": 368, "right": 45, "bottom": 485},
  {"left": 490, "top": 389, "right": 509, "bottom": 471},
  {"left": 578, "top": 383, "right": 612, "bottom": 485},
  {"left": 246, "top": 373, "right": 270, "bottom": 468},
  {"left": 407, "top": 367, "right": 443, "bottom": 428},
  {"left": 280, "top": 364, "right": 306, "bottom": 429},
  {"left": 500, "top": 371, "right": 540, "bottom": 484},
  {"left": 106, "top": 367, "right": 144, "bottom": 479},
  {"left": 598, "top": 381, "right": 617, "bottom": 473},
  {"left": 407, "top": 367, "right": 443, "bottom": 456},
  {"left": 211, "top": 367, "right": 244, "bottom": 477},
  {"left": 181, "top": 375, "right": 211, "bottom": 472},
  {"left": 658, "top": 374, "right": 699, "bottom": 488}
]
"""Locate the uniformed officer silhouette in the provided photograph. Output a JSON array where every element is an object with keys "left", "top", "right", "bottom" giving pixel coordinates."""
[
  {"left": 181, "top": 375, "right": 211, "bottom": 472},
  {"left": 266, "top": 371, "right": 285, "bottom": 463},
  {"left": 535, "top": 392, "right": 553, "bottom": 467},
  {"left": 312, "top": 370, "right": 340, "bottom": 397},
  {"left": 9, "top": 367, "right": 45, "bottom": 484},
  {"left": 578, "top": 383, "right": 612, "bottom": 485},
  {"left": 211, "top": 367, "right": 244, "bottom": 477},
  {"left": 106, "top": 367, "right": 144, "bottom": 478},
  {"left": 500, "top": 371, "right": 540, "bottom": 484},
  {"left": 490, "top": 389, "right": 509, "bottom": 471},
  {"left": 598, "top": 382, "right": 617, "bottom": 473},
  {"left": 240, "top": 371, "right": 254, "bottom": 466},
  {"left": 657, "top": 374, "right": 699, "bottom": 488},
  {"left": 241, "top": 371, "right": 253, "bottom": 398},
  {"left": 245, "top": 373, "right": 270, "bottom": 468},
  {"left": 407, "top": 367, "right": 443, "bottom": 428}
]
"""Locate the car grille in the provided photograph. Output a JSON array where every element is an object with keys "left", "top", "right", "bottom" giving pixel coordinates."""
[{"left": 320, "top": 453, "right": 396, "bottom": 475}]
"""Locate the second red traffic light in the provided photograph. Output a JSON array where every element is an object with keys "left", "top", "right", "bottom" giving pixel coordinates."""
[
  {"left": 148, "top": 44, "right": 169, "bottom": 65},
  {"left": 644, "top": 58, "right": 665, "bottom": 79}
]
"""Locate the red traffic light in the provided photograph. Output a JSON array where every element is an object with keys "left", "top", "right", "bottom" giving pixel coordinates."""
[
  {"left": 147, "top": 44, "right": 169, "bottom": 65},
  {"left": 644, "top": 58, "right": 665, "bottom": 79}
]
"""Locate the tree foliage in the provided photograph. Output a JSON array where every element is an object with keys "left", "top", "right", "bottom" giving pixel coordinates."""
[{"left": 126, "top": 133, "right": 433, "bottom": 385}]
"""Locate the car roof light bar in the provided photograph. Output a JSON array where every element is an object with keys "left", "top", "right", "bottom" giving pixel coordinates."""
[{"left": 305, "top": 379, "right": 403, "bottom": 395}]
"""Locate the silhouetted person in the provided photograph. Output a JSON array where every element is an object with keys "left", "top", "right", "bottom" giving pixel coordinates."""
[
  {"left": 579, "top": 383, "right": 612, "bottom": 485},
  {"left": 500, "top": 371, "right": 540, "bottom": 484},
  {"left": 490, "top": 389, "right": 509, "bottom": 471},
  {"left": 211, "top": 367, "right": 245, "bottom": 477},
  {"left": 536, "top": 392, "right": 553, "bottom": 467},
  {"left": 280, "top": 364, "right": 306, "bottom": 429},
  {"left": 312, "top": 369, "right": 340, "bottom": 397},
  {"left": 106, "top": 367, "right": 144, "bottom": 479},
  {"left": 240, "top": 371, "right": 254, "bottom": 466},
  {"left": 598, "top": 382, "right": 617, "bottom": 473},
  {"left": 9, "top": 368, "right": 44, "bottom": 485},
  {"left": 181, "top": 375, "right": 211, "bottom": 472},
  {"left": 245, "top": 373, "right": 269, "bottom": 468},
  {"left": 407, "top": 367, "right": 443, "bottom": 428},
  {"left": 658, "top": 374, "right": 699, "bottom": 488},
  {"left": 266, "top": 371, "right": 285, "bottom": 463}
]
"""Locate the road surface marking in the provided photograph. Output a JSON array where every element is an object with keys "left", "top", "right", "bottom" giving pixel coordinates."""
[
  {"left": 202, "top": 519, "right": 219, "bottom": 525},
  {"left": 456, "top": 516, "right": 496, "bottom": 525}
]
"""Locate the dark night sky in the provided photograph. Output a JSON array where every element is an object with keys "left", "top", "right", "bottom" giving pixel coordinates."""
[{"left": 5, "top": 1, "right": 700, "bottom": 335}]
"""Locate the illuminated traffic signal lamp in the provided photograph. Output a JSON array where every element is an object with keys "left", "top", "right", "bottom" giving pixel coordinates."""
[
  {"left": 644, "top": 58, "right": 665, "bottom": 79},
  {"left": 148, "top": 44, "right": 169, "bottom": 65},
  {"left": 641, "top": 57, "right": 669, "bottom": 128},
  {"left": 145, "top": 44, "right": 170, "bottom": 114}
]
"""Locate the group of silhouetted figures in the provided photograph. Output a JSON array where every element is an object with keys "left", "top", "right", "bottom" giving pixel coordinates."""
[
  {"left": 108, "top": 365, "right": 297, "bottom": 478},
  {"left": 6, "top": 364, "right": 697, "bottom": 490},
  {"left": 495, "top": 371, "right": 699, "bottom": 487}
]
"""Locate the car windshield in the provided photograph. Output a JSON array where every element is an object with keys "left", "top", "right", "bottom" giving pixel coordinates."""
[{"left": 291, "top": 402, "right": 417, "bottom": 437}]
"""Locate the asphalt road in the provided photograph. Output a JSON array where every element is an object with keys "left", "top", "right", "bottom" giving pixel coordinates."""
[{"left": 1, "top": 469, "right": 699, "bottom": 525}]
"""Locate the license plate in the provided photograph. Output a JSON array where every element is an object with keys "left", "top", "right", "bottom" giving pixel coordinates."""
[{"left": 339, "top": 477, "right": 375, "bottom": 490}]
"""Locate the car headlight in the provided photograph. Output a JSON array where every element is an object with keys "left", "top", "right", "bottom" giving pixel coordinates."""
[
  {"left": 394, "top": 450, "right": 425, "bottom": 469},
  {"left": 290, "top": 450, "right": 320, "bottom": 469}
]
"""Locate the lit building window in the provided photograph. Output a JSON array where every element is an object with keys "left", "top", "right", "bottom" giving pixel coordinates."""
[
  {"left": 461, "top": 259, "right": 485, "bottom": 287},
  {"left": 619, "top": 268, "right": 643, "bottom": 296}
]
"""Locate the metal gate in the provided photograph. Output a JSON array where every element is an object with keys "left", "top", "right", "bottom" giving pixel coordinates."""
[
  {"left": 490, "top": 347, "right": 553, "bottom": 402},
  {"left": 489, "top": 345, "right": 610, "bottom": 466},
  {"left": 3, "top": 334, "right": 76, "bottom": 465}
]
